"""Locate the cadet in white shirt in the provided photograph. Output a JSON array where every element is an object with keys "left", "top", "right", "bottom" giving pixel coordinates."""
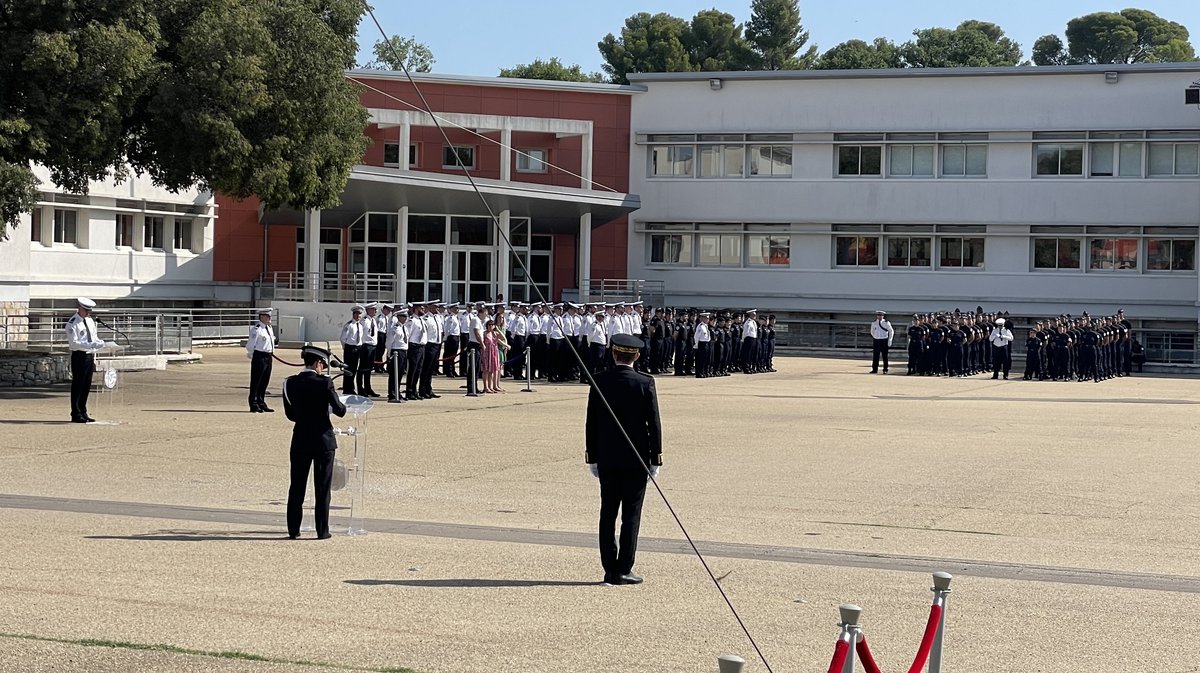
[
  {"left": 508, "top": 304, "right": 528, "bottom": 379},
  {"left": 442, "top": 304, "right": 461, "bottom": 378},
  {"left": 740, "top": 308, "right": 759, "bottom": 374},
  {"left": 405, "top": 303, "right": 427, "bottom": 400},
  {"left": 373, "top": 304, "right": 391, "bottom": 373},
  {"left": 419, "top": 301, "right": 442, "bottom": 399},
  {"left": 386, "top": 309, "right": 409, "bottom": 402},
  {"left": 869, "top": 309, "right": 895, "bottom": 374},
  {"left": 587, "top": 308, "right": 609, "bottom": 376},
  {"left": 693, "top": 311, "right": 712, "bottom": 378},
  {"left": 66, "top": 297, "right": 107, "bottom": 423},
  {"left": 357, "top": 302, "right": 381, "bottom": 396},
  {"left": 339, "top": 305, "right": 364, "bottom": 394},
  {"left": 246, "top": 308, "right": 277, "bottom": 412}
]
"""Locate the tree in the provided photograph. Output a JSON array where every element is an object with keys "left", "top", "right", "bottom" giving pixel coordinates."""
[
  {"left": 686, "top": 9, "right": 751, "bottom": 71},
  {"left": 598, "top": 12, "right": 693, "bottom": 84},
  {"left": 0, "top": 0, "right": 370, "bottom": 239},
  {"left": 744, "top": 0, "right": 817, "bottom": 70},
  {"left": 499, "top": 58, "right": 604, "bottom": 83},
  {"left": 902, "top": 20, "right": 1022, "bottom": 68},
  {"left": 1033, "top": 9, "right": 1196, "bottom": 65},
  {"left": 814, "top": 38, "right": 904, "bottom": 70},
  {"left": 1031, "top": 34, "right": 1070, "bottom": 66},
  {"left": 361, "top": 35, "right": 435, "bottom": 72}
]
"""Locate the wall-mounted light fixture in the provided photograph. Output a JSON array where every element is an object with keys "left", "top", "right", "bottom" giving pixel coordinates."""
[
  {"left": 709, "top": 78, "right": 723, "bottom": 91},
  {"left": 1104, "top": 71, "right": 1119, "bottom": 84}
]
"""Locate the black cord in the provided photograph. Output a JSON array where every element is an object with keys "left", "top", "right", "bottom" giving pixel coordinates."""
[{"left": 93, "top": 316, "right": 132, "bottom": 347}]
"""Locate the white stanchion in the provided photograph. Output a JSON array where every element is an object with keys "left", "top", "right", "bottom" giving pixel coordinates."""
[{"left": 929, "top": 572, "right": 953, "bottom": 673}]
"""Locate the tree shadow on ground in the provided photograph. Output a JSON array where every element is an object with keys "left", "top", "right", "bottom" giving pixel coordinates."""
[
  {"left": 86, "top": 529, "right": 286, "bottom": 542},
  {"left": 345, "top": 578, "right": 600, "bottom": 588}
]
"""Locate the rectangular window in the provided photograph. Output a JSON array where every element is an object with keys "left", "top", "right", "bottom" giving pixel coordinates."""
[
  {"left": 650, "top": 145, "right": 694, "bottom": 177},
  {"left": 516, "top": 149, "right": 547, "bottom": 172},
  {"left": 837, "top": 145, "right": 882, "bottom": 176},
  {"left": 697, "top": 232, "right": 742, "bottom": 266},
  {"left": 1035, "top": 144, "right": 1084, "bottom": 175},
  {"left": 1033, "top": 238, "right": 1082, "bottom": 269},
  {"left": 698, "top": 145, "right": 746, "bottom": 177},
  {"left": 173, "top": 218, "right": 193, "bottom": 252},
  {"left": 31, "top": 208, "right": 42, "bottom": 243},
  {"left": 1089, "top": 238, "right": 1138, "bottom": 270},
  {"left": 746, "top": 229, "right": 790, "bottom": 266},
  {"left": 1146, "top": 239, "right": 1196, "bottom": 271},
  {"left": 1089, "top": 134, "right": 1143, "bottom": 177},
  {"left": 1148, "top": 143, "right": 1200, "bottom": 176},
  {"left": 748, "top": 145, "right": 792, "bottom": 177},
  {"left": 407, "top": 215, "right": 445, "bottom": 244},
  {"left": 889, "top": 145, "right": 935, "bottom": 177},
  {"left": 450, "top": 216, "right": 492, "bottom": 246},
  {"left": 115, "top": 214, "right": 134, "bottom": 248},
  {"left": 383, "top": 142, "right": 400, "bottom": 166},
  {"left": 885, "top": 236, "right": 932, "bottom": 267},
  {"left": 649, "top": 234, "right": 692, "bottom": 265},
  {"left": 442, "top": 145, "right": 475, "bottom": 169},
  {"left": 835, "top": 235, "right": 879, "bottom": 266},
  {"left": 53, "top": 209, "right": 78, "bottom": 245},
  {"left": 938, "top": 237, "right": 984, "bottom": 268},
  {"left": 144, "top": 216, "right": 164, "bottom": 249}
]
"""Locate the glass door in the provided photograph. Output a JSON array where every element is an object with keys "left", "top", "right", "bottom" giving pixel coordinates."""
[
  {"left": 405, "top": 248, "right": 444, "bottom": 303},
  {"left": 451, "top": 250, "right": 494, "bottom": 303}
]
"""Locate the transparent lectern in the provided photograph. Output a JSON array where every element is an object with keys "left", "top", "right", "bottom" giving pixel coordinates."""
[{"left": 332, "top": 393, "right": 373, "bottom": 535}]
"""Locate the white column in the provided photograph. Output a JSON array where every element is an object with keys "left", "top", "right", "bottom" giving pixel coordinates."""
[
  {"left": 500, "top": 123, "right": 513, "bottom": 182},
  {"left": 497, "top": 210, "right": 511, "bottom": 300},
  {"left": 579, "top": 213, "right": 592, "bottom": 301},
  {"left": 132, "top": 212, "right": 145, "bottom": 251},
  {"left": 581, "top": 123, "right": 594, "bottom": 190},
  {"left": 39, "top": 206, "right": 54, "bottom": 247},
  {"left": 397, "top": 206, "right": 408, "bottom": 305},
  {"left": 164, "top": 214, "right": 177, "bottom": 253},
  {"left": 304, "top": 208, "right": 321, "bottom": 301},
  {"left": 399, "top": 122, "right": 412, "bottom": 169}
]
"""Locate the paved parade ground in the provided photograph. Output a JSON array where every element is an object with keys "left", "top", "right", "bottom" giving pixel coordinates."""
[{"left": 1, "top": 347, "right": 1198, "bottom": 672}]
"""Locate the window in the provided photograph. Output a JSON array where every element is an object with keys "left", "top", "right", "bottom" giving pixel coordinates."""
[
  {"left": 1147, "top": 239, "right": 1196, "bottom": 271},
  {"left": 367, "top": 213, "right": 397, "bottom": 243},
  {"left": 442, "top": 145, "right": 475, "bottom": 169},
  {"left": 1089, "top": 238, "right": 1138, "bottom": 270},
  {"left": 888, "top": 144, "right": 934, "bottom": 177},
  {"left": 648, "top": 224, "right": 693, "bottom": 265},
  {"left": 747, "top": 226, "right": 790, "bottom": 265},
  {"left": 516, "top": 149, "right": 547, "bottom": 172},
  {"left": 1033, "top": 238, "right": 1082, "bottom": 269},
  {"left": 409, "top": 143, "right": 418, "bottom": 167},
  {"left": 115, "top": 214, "right": 134, "bottom": 247},
  {"left": 835, "top": 236, "right": 879, "bottom": 266},
  {"left": 698, "top": 137, "right": 746, "bottom": 178},
  {"left": 885, "top": 236, "right": 932, "bottom": 267},
  {"left": 450, "top": 216, "right": 492, "bottom": 246},
  {"left": 747, "top": 135, "right": 792, "bottom": 177},
  {"left": 383, "top": 142, "right": 417, "bottom": 167},
  {"left": 697, "top": 227, "right": 742, "bottom": 266},
  {"left": 144, "top": 216, "right": 164, "bottom": 249},
  {"left": 53, "top": 209, "right": 78, "bottom": 245},
  {"left": 173, "top": 218, "right": 193, "bottom": 252},
  {"left": 938, "top": 237, "right": 984, "bottom": 267},
  {"left": 941, "top": 145, "right": 987, "bottom": 176},
  {"left": 31, "top": 208, "right": 42, "bottom": 243},
  {"left": 650, "top": 145, "right": 694, "bottom": 177},
  {"left": 1035, "top": 144, "right": 1084, "bottom": 175},
  {"left": 1089, "top": 133, "right": 1142, "bottom": 177},
  {"left": 837, "top": 145, "right": 882, "bottom": 176},
  {"left": 1148, "top": 142, "right": 1200, "bottom": 176},
  {"left": 408, "top": 215, "right": 446, "bottom": 244}
]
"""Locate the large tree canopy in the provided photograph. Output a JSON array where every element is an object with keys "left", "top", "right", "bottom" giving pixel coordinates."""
[
  {"left": 901, "top": 20, "right": 1022, "bottom": 68},
  {"left": 0, "top": 0, "right": 370, "bottom": 239},
  {"left": 1032, "top": 8, "right": 1196, "bottom": 65},
  {"left": 598, "top": 12, "right": 694, "bottom": 84},
  {"left": 499, "top": 58, "right": 604, "bottom": 82},
  {"left": 744, "top": 0, "right": 817, "bottom": 70},
  {"left": 815, "top": 38, "right": 904, "bottom": 70},
  {"left": 361, "top": 35, "right": 435, "bottom": 72}
]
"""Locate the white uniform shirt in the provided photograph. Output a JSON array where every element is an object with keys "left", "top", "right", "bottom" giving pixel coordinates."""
[
  {"left": 246, "top": 320, "right": 275, "bottom": 355},
  {"left": 66, "top": 313, "right": 105, "bottom": 352},
  {"left": 468, "top": 313, "right": 485, "bottom": 344},
  {"left": 422, "top": 314, "right": 441, "bottom": 344},
  {"left": 445, "top": 314, "right": 460, "bottom": 339},
  {"left": 631, "top": 311, "right": 643, "bottom": 334},
  {"left": 742, "top": 318, "right": 758, "bottom": 340},
  {"left": 513, "top": 313, "right": 528, "bottom": 337},
  {"left": 870, "top": 318, "right": 894, "bottom": 344},
  {"left": 340, "top": 319, "right": 363, "bottom": 346},
  {"left": 361, "top": 313, "right": 379, "bottom": 347},
  {"left": 387, "top": 317, "right": 408, "bottom": 350},
  {"left": 407, "top": 315, "right": 428, "bottom": 346},
  {"left": 548, "top": 313, "right": 566, "bottom": 339},
  {"left": 587, "top": 316, "right": 608, "bottom": 345},
  {"left": 989, "top": 327, "right": 1014, "bottom": 347},
  {"left": 458, "top": 312, "right": 471, "bottom": 336},
  {"left": 571, "top": 313, "right": 585, "bottom": 338},
  {"left": 693, "top": 322, "right": 711, "bottom": 347}
]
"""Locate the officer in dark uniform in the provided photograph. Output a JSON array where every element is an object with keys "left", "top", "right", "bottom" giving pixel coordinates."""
[
  {"left": 906, "top": 315, "right": 926, "bottom": 376},
  {"left": 947, "top": 321, "right": 967, "bottom": 376},
  {"left": 1023, "top": 322, "right": 1044, "bottom": 380},
  {"left": 585, "top": 333, "right": 662, "bottom": 585},
  {"left": 648, "top": 308, "right": 664, "bottom": 374},
  {"left": 283, "top": 345, "right": 347, "bottom": 540},
  {"left": 1051, "top": 325, "right": 1073, "bottom": 381}
]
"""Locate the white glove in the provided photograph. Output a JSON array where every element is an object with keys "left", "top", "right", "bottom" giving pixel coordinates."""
[
  {"left": 587, "top": 464, "right": 599, "bottom": 479},
  {"left": 246, "top": 352, "right": 253, "bottom": 360},
  {"left": 104, "top": 341, "right": 119, "bottom": 350},
  {"left": 649, "top": 465, "right": 661, "bottom": 479}
]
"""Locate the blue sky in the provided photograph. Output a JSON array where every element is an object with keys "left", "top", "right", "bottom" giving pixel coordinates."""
[{"left": 356, "top": 1, "right": 1200, "bottom": 76}]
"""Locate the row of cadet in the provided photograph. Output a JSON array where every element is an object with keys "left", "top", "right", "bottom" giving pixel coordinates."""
[
  {"left": 333, "top": 300, "right": 782, "bottom": 400},
  {"left": 894, "top": 309, "right": 1143, "bottom": 381}
]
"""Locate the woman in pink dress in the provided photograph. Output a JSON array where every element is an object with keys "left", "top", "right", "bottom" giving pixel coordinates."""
[{"left": 482, "top": 320, "right": 502, "bottom": 393}]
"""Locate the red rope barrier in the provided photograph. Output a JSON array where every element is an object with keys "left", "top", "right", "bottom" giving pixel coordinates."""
[
  {"left": 826, "top": 638, "right": 850, "bottom": 673},
  {"left": 906, "top": 604, "right": 942, "bottom": 673},
  {"left": 856, "top": 636, "right": 883, "bottom": 673}
]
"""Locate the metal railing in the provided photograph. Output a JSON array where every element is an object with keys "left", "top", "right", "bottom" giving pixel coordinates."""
[
  {"left": 581, "top": 278, "right": 666, "bottom": 307},
  {"left": 255, "top": 272, "right": 398, "bottom": 304},
  {"left": 0, "top": 307, "right": 276, "bottom": 354}
]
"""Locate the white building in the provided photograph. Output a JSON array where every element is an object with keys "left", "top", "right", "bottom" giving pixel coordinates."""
[{"left": 626, "top": 63, "right": 1200, "bottom": 356}]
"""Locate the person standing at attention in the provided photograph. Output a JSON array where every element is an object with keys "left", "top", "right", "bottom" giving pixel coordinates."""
[
  {"left": 870, "top": 310, "right": 894, "bottom": 374},
  {"left": 282, "top": 345, "right": 347, "bottom": 540},
  {"left": 66, "top": 297, "right": 106, "bottom": 423},
  {"left": 585, "top": 333, "right": 662, "bottom": 586},
  {"left": 246, "top": 308, "right": 277, "bottom": 413}
]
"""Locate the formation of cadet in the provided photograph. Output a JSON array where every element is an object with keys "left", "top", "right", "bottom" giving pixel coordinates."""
[
  {"left": 330, "top": 299, "right": 779, "bottom": 402},
  {"left": 902, "top": 309, "right": 1137, "bottom": 382}
]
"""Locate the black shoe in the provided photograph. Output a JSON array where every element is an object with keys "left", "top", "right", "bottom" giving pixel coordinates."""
[
  {"left": 387, "top": 398, "right": 403, "bottom": 403},
  {"left": 317, "top": 533, "right": 332, "bottom": 540},
  {"left": 870, "top": 370, "right": 878, "bottom": 374},
  {"left": 603, "top": 573, "right": 619, "bottom": 585},
  {"left": 615, "top": 573, "right": 643, "bottom": 585},
  {"left": 405, "top": 394, "right": 418, "bottom": 401},
  {"left": 260, "top": 406, "right": 275, "bottom": 413},
  {"left": 288, "top": 533, "right": 299, "bottom": 540},
  {"left": 84, "top": 417, "right": 97, "bottom": 423},
  {"left": 71, "top": 417, "right": 87, "bottom": 424},
  {"left": 427, "top": 393, "right": 441, "bottom": 399}
]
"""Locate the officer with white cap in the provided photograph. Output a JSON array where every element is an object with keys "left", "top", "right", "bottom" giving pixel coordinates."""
[
  {"left": 989, "top": 317, "right": 1014, "bottom": 379},
  {"left": 246, "top": 308, "right": 277, "bottom": 412},
  {"left": 869, "top": 310, "right": 894, "bottom": 374},
  {"left": 358, "top": 302, "right": 380, "bottom": 397},
  {"left": 339, "top": 305, "right": 364, "bottom": 395},
  {"left": 66, "top": 297, "right": 106, "bottom": 423}
]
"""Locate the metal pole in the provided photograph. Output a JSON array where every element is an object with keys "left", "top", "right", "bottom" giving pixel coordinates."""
[
  {"left": 929, "top": 572, "right": 952, "bottom": 673},
  {"left": 521, "top": 346, "right": 534, "bottom": 393},
  {"left": 839, "top": 603, "right": 862, "bottom": 673},
  {"left": 716, "top": 654, "right": 744, "bottom": 673},
  {"left": 465, "top": 346, "right": 479, "bottom": 397}
]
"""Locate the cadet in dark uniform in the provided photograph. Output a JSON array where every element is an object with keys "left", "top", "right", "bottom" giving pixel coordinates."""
[
  {"left": 246, "top": 308, "right": 276, "bottom": 412},
  {"left": 585, "top": 333, "right": 662, "bottom": 586},
  {"left": 283, "top": 345, "right": 347, "bottom": 540}
]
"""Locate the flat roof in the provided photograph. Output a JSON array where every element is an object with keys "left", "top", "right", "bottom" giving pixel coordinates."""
[
  {"left": 345, "top": 69, "right": 645, "bottom": 95},
  {"left": 627, "top": 61, "right": 1200, "bottom": 83}
]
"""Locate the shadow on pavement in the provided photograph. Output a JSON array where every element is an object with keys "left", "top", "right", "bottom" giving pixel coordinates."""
[
  {"left": 345, "top": 578, "right": 600, "bottom": 588},
  {"left": 86, "top": 529, "right": 285, "bottom": 542},
  {"left": 0, "top": 420, "right": 75, "bottom": 425}
]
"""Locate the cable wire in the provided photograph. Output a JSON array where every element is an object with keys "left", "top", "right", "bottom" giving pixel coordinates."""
[{"left": 361, "top": 7, "right": 775, "bottom": 672}]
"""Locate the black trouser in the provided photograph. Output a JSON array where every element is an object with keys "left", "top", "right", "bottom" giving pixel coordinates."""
[
  {"left": 766, "top": 338, "right": 775, "bottom": 370},
  {"left": 588, "top": 343, "right": 606, "bottom": 375},
  {"left": 387, "top": 349, "right": 407, "bottom": 400},
  {"left": 1053, "top": 346, "right": 1069, "bottom": 379},
  {"left": 420, "top": 342, "right": 439, "bottom": 396},
  {"left": 907, "top": 342, "right": 922, "bottom": 374},
  {"left": 442, "top": 335, "right": 460, "bottom": 377},
  {"left": 373, "top": 342, "right": 387, "bottom": 373},
  {"left": 69, "top": 350, "right": 95, "bottom": 420},
  {"left": 740, "top": 337, "right": 756, "bottom": 373},
  {"left": 464, "top": 342, "right": 481, "bottom": 395},
  {"left": 871, "top": 338, "right": 889, "bottom": 372},
  {"left": 695, "top": 341, "right": 711, "bottom": 377},
  {"left": 357, "top": 345, "right": 376, "bottom": 395},
  {"left": 287, "top": 443, "right": 334, "bottom": 538},
  {"left": 597, "top": 468, "right": 648, "bottom": 577},
  {"left": 249, "top": 351, "right": 273, "bottom": 409},
  {"left": 549, "top": 338, "right": 567, "bottom": 381},
  {"left": 1080, "top": 345, "right": 1098, "bottom": 381},
  {"left": 341, "top": 345, "right": 359, "bottom": 394},
  {"left": 405, "top": 344, "right": 424, "bottom": 398},
  {"left": 949, "top": 345, "right": 963, "bottom": 375},
  {"left": 673, "top": 339, "right": 686, "bottom": 374},
  {"left": 992, "top": 345, "right": 1011, "bottom": 377},
  {"left": 1024, "top": 350, "right": 1040, "bottom": 379},
  {"left": 509, "top": 334, "right": 527, "bottom": 379}
]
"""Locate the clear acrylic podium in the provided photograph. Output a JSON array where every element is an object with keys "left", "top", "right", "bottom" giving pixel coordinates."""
[{"left": 333, "top": 394, "right": 373, "bottom": 535}]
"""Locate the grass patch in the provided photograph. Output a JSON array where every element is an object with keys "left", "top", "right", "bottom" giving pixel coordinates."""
[{"left": 0, "top": 632, "right": 418, "bottom": 672}]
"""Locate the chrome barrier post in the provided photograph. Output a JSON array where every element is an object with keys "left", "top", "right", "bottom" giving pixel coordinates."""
[
  {"left": 716, "top": 654, "right": 744, "bottom": 673},
  {"left": 839, "top": 603, "right": 862, "bottom": 673},
  {"left": 929, "top": 572, "right": 952, "bottom": 673},
  {"left": 465, "top": 346, "right": 479, "bottom": 397},
  {"left": 521, "top": 346, "right": 535, "bottom": 393}
]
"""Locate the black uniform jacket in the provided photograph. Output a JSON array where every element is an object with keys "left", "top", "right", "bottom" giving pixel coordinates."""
[
  {"left": 282, "top": 370, "right": 348, "bottom": 452},
  {"left": 585, "top": 365, "right": 663, "bottom": 470}
]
